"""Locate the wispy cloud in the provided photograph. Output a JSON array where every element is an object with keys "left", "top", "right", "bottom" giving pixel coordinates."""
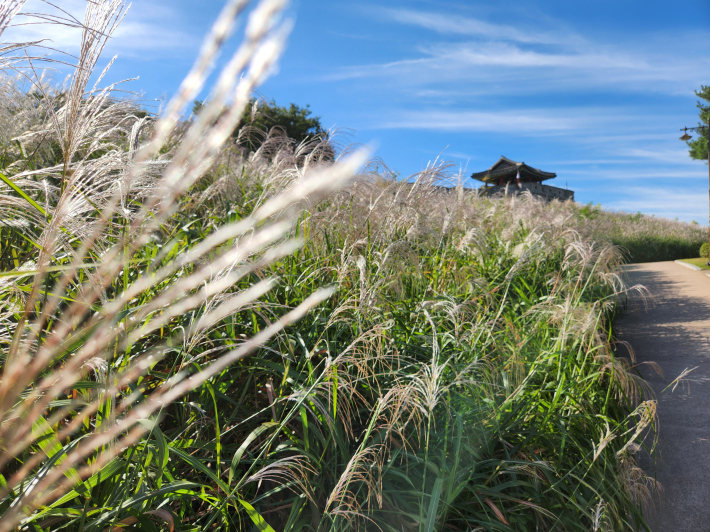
[
  {"left": 605, "top": 187, "right": 707, "bottom": 221},
  {"left": 624, "top": 147, "right": 695, "bottom": 165},
  {"left": 311, "top": 3, "right": 707, "bottom": 219},
  {"left": 374, "top": 7, "right": 582, "bottom": 46},
  {"left": 370, "top": 107, "right": 641, "bottom": 134},
  {"left": 4, "top": 0, "right": 196, "bottom": 58},
  {"left": 563, "top": 169, "right": 705, "bottom": 180},
  {"left": 325, "top": 7, "right": 707, "bottom": 99},
  {"left": 325, "top": 41, "right": 703, "bottom": 97}
]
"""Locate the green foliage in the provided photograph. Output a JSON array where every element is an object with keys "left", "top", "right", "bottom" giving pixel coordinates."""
[
  {"left": 611, "top": 236, "right": 703, "bottom": 263},
  {"left": 573, "top": 201, "right": 704, "bottom": 263},
  {"left": 246, "top": 99, "right": 324, "bottom": 142},
  {"left": 701, "top": 242, "right": 709, "bottom": 258},
  {"left": 193, "top": 98, "right": 326, "bottom": 152},
  {"left": 1, "top": 160, "right": 660, "bottom": 530},
  {"left": 578, "top": 201, "right": 601, "bottom": 220},
  {"left": 687, "top": 85, "right": 710, "bottom": 161},
  {"left": 689, "top": 135, "right": 708, "bottom": 161},
  {"left": 579, "top": 208, "right": 706, "bottom": 263}
]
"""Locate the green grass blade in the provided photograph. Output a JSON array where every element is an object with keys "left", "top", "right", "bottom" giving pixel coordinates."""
[
  {"left": 229, "top": 422, "right": 278, "bottom": 486},
  {"left": 238, "top": 499, "right": 277, "bottom": 532},
  {"left": 169, "top": 446, "right": 231, "bottom": 494},
  {"left": 424, "top": 477, "right": 444, "bottom": 532},
  {"left": 0, "top": 171, "right": 47, "bottom": 217}
]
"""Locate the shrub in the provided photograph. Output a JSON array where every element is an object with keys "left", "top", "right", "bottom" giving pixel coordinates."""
[
  {"left": 701, "top": 242, "right": 709, "bottom": 258},
  {"left": 577, "top": 208, "right": 706, "bottom": 263}
]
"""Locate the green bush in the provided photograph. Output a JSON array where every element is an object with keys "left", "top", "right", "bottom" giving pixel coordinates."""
[
  {"left": 581, "top": 211, "right": 706, "bottom": 263},
  {"left": 612, "top": 236, "right": 705, "bottom": 263},
  {"left": 701, "top": 242, "right": 709, "bottom": 258}
]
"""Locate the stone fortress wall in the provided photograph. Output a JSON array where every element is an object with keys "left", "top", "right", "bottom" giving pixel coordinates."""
[{"left": 484, "top": 182, "right": 574, "bottom": 201}]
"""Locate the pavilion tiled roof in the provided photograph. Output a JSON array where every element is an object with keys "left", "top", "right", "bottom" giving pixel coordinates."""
[{"left": 471, "top": 156, "right": 556, "bottom": 184}]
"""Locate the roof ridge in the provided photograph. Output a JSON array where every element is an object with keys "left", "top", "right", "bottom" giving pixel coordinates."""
[
  {"left": 473, "top": 157, "right": 556, "bottom": 183},
  {"left": 489, "top": 155, "right": 519, "bottom": 171}
]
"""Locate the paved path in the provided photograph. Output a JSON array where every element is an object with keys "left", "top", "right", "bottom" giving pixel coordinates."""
[{"left": 616, "top": 261, "right": 710, "bottom": 531}]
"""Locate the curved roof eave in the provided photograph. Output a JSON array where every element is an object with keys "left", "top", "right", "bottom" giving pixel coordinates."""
[{"left": 471, "top": 157, "right": 556, "bottom": 182}]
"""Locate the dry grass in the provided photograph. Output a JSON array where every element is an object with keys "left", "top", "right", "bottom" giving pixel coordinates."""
[{"left": 0, "top": 1, "right": 367, "bottom": 529}]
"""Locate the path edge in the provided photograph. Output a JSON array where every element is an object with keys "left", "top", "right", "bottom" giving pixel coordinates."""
[{"left": 674, "top": 260, "right": 701, "bottom": 271}]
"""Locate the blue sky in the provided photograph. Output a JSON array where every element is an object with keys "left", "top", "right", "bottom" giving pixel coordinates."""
[{"left": 7, "top": 0, "right": 710, "bottom": 221}]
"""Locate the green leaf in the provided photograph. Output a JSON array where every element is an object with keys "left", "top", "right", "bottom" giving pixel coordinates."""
[
  {"left": 238, "top": 499, "right": 276, "bottom": 532},
  {"left": 0, "top": 170, "right": 47, "bottom": 217},
  {"left": 32, "top": 417, "right": 62, "bottom": 459},
  {"left": 136, "top": 419, "right": 169, "bottom": 482},
  {"left": 424, "top": 477, "right": 443, "bottom": 532},
  {"left": 283, "top": 497, "right": 307, "bottom": 532},
  {"left": 23, "top": 458, "right": 126, "bottom": 524},
  {"left": 205, "top": 382, "right": 221, "bottom": 468},
  {"left": 299, "top": 406, "right": 309, "bottom": 453},
  {"left": 445, "top": 414, "right": 463, "bottom": 504},
  {"left": 90, "top": 481, "right": 200, "bottom": 529},
  {"left": 30, "top": 418, "right": 82, "bottom": 488},
  {"left": 331, "top": 364, "right": 338, "bottom": 420},
  {"left": 229, "top": 422, "right": 277, "bottom": 486},
  {"left": 0, "top": 263, "right": 101, "bottom": 280},
  {"left": 169, "top": 446, "right": 230, "bottom": 493}
]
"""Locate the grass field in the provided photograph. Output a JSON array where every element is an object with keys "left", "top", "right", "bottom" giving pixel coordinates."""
[
  {"left": 0, "top": 1, "right": 698, "bottom": 530},
  {"left": 677, "top": 257, "right": 710, "bottom": 270},
  {"left": 571, "top": 204, "right": 706, "bottom": 264}
]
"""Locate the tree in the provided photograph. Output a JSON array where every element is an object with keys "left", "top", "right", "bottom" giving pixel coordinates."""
[
  {"left": 687, "top": 85, "right": 709, "bottom": 161},
  {"left": 247, "top": 99, "right": 324, "bottom": 143},
  {"left": 192, "top": 98, "right": 326, "bottom": 151}
]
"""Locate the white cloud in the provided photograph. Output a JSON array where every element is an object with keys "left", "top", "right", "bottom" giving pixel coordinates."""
[
  {"left": 374, "top": 7, "right": 582, "bottom": 46},
  {"left": 325, "top": 41, "right": 702, "bottom": 98},
  {"left": 111, "top": 19, "right": 197, "bottom": 54},
  {"left": 369, "top": 107, "right": 640, "bottom": 134},
  {"left": 438, "top": 150, "right": 480, "bottom": 161},
  {"left": 605, "top": 187, "right": 708, "bottom": 222},
  {"left": 564, "top": 169, "right": 705, "bottom": 180},
  {"left": 2, "top": 0, "right": 196, "bottom": 58},
  {"left": 323, "top": 5, "right": 706, "bottom": 221},
  {"left": 624, "top": 147, "right": 695, "bottom": 165},
  {"left": 428, "top": 41, "right": 645, "bottom": 70},
  {"left": 545, "top": 158, "right": 650, "bottom": 166},
  {"left": 325, "top": 8, "right": 707, "bottom": 99}
]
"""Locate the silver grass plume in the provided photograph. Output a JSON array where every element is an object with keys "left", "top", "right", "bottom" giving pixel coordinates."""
[{"left": 0, "top": 0, "right": 368, "bottom": 529}]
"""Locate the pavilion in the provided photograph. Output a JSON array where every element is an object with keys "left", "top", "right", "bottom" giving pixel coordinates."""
[{"left": 471, "top": 156, "right": 573, "bottom": 201}]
